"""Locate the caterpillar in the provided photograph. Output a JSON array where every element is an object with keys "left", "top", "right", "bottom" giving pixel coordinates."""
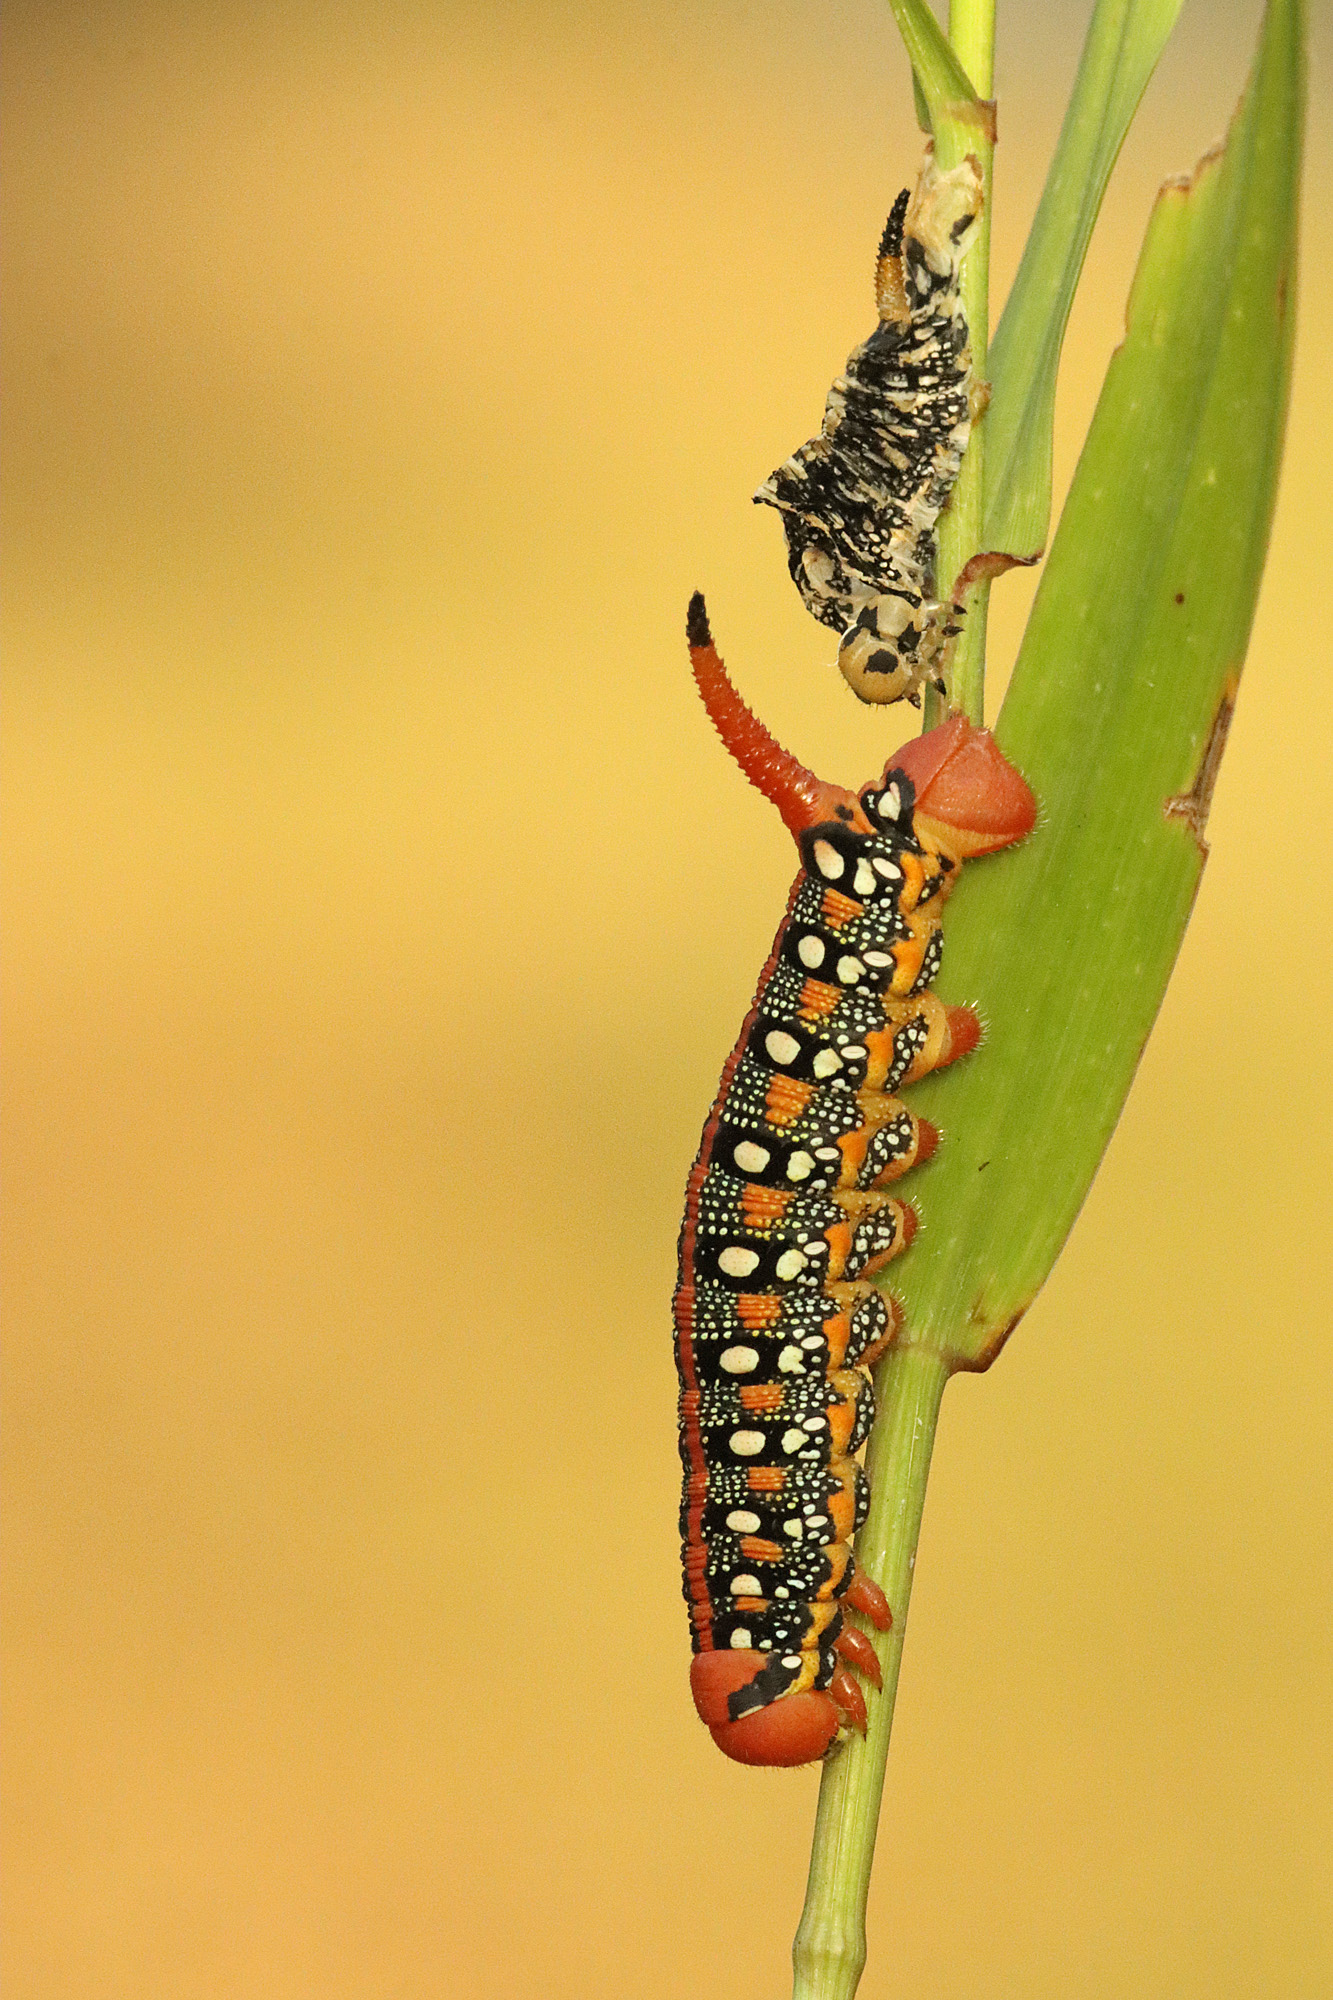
[
  {"left": 674, "top": 593, "right": 1035, "bottom": 1766},
  {"left": 755, "top": 150, "right": 983, "bottom": 706}
]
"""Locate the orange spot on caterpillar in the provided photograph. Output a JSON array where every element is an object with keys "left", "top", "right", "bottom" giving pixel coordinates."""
[
  {"left": 737, "top": 1384, "right": 785, "bottom": 1415},
  {"left": 890, "top": 936, "right": 927, "bottom": 991},
  {"left": 746, "top": 1466, "right": 787, "bottom": 1493},
  {"left": 738, "top": 1536, "right": 787, "bottom": 1563},
  {"left": 764, "top": 1073, "right": 816, "bottom": 1125},
  {"left": 797, "top": 978, "right": 842, "bottom": 1020},
  {"left": 821, "top": 887, "right": 863, "bottom": 928},
  {"left": 739, "top": 1183, "right": 793, "bottom": 1229},
  {"left": 735, "top": 1294, "right": 783, "bottom": 1329}
]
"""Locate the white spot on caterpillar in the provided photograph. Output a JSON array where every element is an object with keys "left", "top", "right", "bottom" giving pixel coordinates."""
[
  {"left": 879, "top": 784, "right": 903, "bottom": 820},
  {"left": 730, "top": 1628, "right": 753, "bottom": 1648},
  {"left": 837, "top": 956, "right": 865, "bottom": 983},
  {"left": 798, "top": 934, "right": 826, "bottom": 969},
  {"left": 785, "top": 1150, "right": 816, "bottom": 1181},
  {"left": 853, "top": 860, "right": 877, "bottom": 896},
  {"left": 765, "top": 1029, "right": 801, "bottom": 1066},
  {"left": 733, "top": 1140, "right": 771, "bottom": 1173},
  {"left": 811, "top": 1048, "right": 843, "bottom": 1079},
  {"left": 873, "top": 857, "right": 901, "bottom": 880},
  {"left": 781, "top": 1427, "right": 808, "bottom": 1453},
  {"left": 781, "top": 1654, "right": 803, "bottom": 1669},
  {"left": 777, "top": 1345, "right": 805, "bottom": 1373},
  {"left": 812, "top": 839, "right": 845, "bottom": 880},
  {"left": 783, "top": 1519, "right": 804, "bottom": 1539},
  {"left": 774, "top": 1249, "right": 808, "bottom": 1280},
  {"left": 729, "top": 1430, "right": 766, "bottom": 1457},
  {"left": 726, "top": 1510, "right": 761, "bottom": 1534},
  {"left": 720, "top": 1345, "right": 760, "bottom": 1374},
  {"left": 730, "top": 1574, "right": 762, "bottom": 1595},
  {"left": 718, "top": 1246, "right": 761, "bottom": 1278}
]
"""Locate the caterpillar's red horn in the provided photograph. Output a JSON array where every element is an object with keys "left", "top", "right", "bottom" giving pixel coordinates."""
[
  {"left": 688, "top": 594, "right": 864, "bottom": 837},
  {"left": 889, "top": 716, "right": 1037, "bottom": 857}
]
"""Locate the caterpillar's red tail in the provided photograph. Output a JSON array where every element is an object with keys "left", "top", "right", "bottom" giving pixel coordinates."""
[{"left": 688, "top": 594, "right": 865, "bottom": 838}]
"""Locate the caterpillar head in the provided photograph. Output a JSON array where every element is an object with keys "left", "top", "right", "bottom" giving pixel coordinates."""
[
  {"left": 837, "top": 597, "right": 935, "bottom": 705},
  {"left": 872, "top": 715, "right": 1037, "bottom": 859}
]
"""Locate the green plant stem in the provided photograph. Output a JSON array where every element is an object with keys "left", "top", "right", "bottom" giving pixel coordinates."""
[
  {"left": 793, "top": 12, "right": 993, "bottom": 1995},
  {"left": 925, "top": 1, "right": 995, "bottom": 730},
  {"left": 792, "top": 1345, "right": 951, "bottom": 2000}
]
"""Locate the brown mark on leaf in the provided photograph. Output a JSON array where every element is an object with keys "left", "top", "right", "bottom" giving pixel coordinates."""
[
  {"left": 954, "top": 1302, "right": 1031, "bottom": 1374},
  {"left": 1164, "top": 675, "right": 1239, "bottom": 856}
]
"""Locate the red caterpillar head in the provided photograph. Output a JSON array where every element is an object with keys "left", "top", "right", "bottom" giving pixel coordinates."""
[{"left": 866, "top": 715, "right": 1037, "bottom": 859}]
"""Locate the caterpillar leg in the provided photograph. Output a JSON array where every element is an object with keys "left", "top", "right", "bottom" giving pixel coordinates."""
[
  {"left": 844, "top": 1566, "right": 891, "bottom": 1628},
  {"left": 834, "top": 1624, "right": 882, "bottom": 1689},
  {"left": 830, "top": 1667, "right": 868, "bottom": 1735}
]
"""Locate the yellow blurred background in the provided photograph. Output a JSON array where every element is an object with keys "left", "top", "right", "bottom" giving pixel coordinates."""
[{"left": 5, "top": 3, "right": 1331, "bottom": 1994}]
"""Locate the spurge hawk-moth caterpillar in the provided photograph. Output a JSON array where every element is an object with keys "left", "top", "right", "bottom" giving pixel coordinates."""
[{"left": 673, "top": 595, "right": 1036, "bottom": 1765}]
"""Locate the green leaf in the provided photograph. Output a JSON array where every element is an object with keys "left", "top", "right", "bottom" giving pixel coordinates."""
[
  {"left": 984, "top": 0, "right": 1187, "bottom": 560},
  {"left": 892, "top": 0, "right": 1303, "bottom": 1368},
  {"left": 882, "top": 0, "right": 986, "bottom": 130}
]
